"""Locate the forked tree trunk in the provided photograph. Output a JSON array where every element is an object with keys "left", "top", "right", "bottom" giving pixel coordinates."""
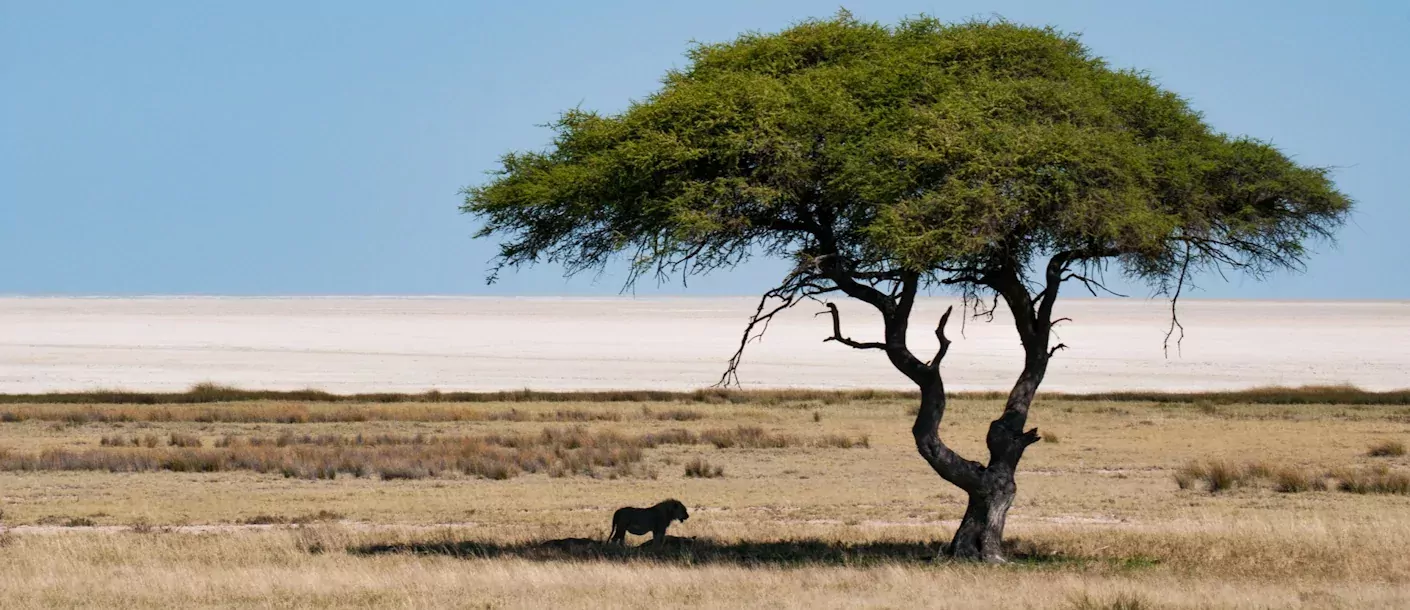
[
  {"left": 912, "top": 356, "right": 1046, "bottom": 563},
  {"left": 812, "top": 260, "right": 1062, "bottom": 563}
]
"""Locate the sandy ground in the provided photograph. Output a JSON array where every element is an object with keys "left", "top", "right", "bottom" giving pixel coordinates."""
[{"left": 1, "top": 297, "right": 1406, "bottom": 393}]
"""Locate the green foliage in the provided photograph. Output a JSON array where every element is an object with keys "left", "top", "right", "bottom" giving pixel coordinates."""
[{"left": 464, "top": 13, "right": 1349, "bottom": 291}]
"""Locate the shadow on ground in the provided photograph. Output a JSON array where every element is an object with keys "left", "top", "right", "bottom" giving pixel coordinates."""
[{"left": 350, "top": 536, "right": 1092, "bottom": 567}]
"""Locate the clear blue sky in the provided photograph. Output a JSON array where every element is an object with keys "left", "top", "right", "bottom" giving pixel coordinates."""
[{"left": 3, "top": 1, "right": 1406, "bottom": 298}]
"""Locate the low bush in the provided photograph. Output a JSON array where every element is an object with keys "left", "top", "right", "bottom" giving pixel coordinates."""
[
  {"left": 684, "top": 457, "right": 724, "bottom": 478},
  {"left": 1333, "top": 465, "right": 1410, "bottom": 495},
  {"left": 1177, "top": 458, "right": 1408, "bottom": 495},
  {"left": 1368, "top": 440, "right": 1406, "bottom": 457}
]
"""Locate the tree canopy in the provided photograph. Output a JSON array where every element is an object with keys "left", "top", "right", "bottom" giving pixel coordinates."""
[{"left": 464, "top": 15, "right": 1350, "bottom": 299}]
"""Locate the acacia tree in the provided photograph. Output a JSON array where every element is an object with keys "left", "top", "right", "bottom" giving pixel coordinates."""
[{"left": 463, "top": 15, "right": 1350, "bottom": 561}]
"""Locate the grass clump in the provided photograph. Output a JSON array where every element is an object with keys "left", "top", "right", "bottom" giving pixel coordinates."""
[
  {"left": 815, "top": 434, "right": 868, "bottom": 449},
  {"left": 1175, "top": 460, "right": 1306, "bottom": 493},
  {"left": 1272, "top": 467, "right": 1329, "bottom": 493},
  {"left": 1174, "top": 460, "right": 1244, "bottom": 492},
  {"left": 168, "top": 432, "right": 203, "bottom": 448},
  {"left": 1333, "top": 465, "right": 1410, "bottom": 495},
  {"left": 1368, "top": 440, "right": 1406, "bottom": 457},
  {"left": 684, "top": 457, "right": 724, "bottom": 478},
  {"left": 701, "top": 426, "right": 796, "bottom": 449},
  {"left": 1067, "top": 591, "right": 1158, "bottom": 610},
  {"left": 1177, "top": 458, "right": 1409, "bottom": 495}
]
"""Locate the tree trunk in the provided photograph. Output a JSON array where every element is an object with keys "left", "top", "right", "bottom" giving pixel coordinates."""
[
  {"left": 946, "top": 474, "right": 1016, "bottom": 562},
  {"left": 950, "top": 364, "right": 1045, "bottom": 562},
  {"left": 914, "top": 363, "right": 1045, "bottom": 563}
]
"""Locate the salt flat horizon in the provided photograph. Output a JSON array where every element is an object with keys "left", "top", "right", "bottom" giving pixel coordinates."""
[
  {"left": 4, "top": 294, "right": 1407, "bottom": 302},
  {"left": 2, "top": 296, "right": 1407, "bottom": 394}
]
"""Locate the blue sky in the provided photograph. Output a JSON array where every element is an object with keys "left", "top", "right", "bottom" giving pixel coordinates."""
[{"left": 2, "top": 1, "right": 1406, "bottom": 298}]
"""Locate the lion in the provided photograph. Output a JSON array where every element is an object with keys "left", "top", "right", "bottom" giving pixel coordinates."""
[{"left": 608, "top": 499, "right": 689, "bottom": 546}]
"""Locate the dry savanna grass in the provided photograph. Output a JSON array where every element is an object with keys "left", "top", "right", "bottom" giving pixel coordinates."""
[
  {"left": 1369, "top": 439, "right": 1407, "bottom": 457},
  {"left": 0, "top": 386, "right": 1408, "bottom": 608},
  {"left": 0, "top": 426, "right": 867, "bottom": 481},
  {"left": 1175, "top": 459, "right": 1410, "bottom": 495}
]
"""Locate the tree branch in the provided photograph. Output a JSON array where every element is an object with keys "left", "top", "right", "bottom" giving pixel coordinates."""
[
  {"left": 928, "top": 306, "right": 954, "bottom": 369},
  {"left": 1164, "top": 242, "right": 1191, "bottom": 358},
  {"left": 817, "top": 303, "right": 888, "bottom": 350},
  {"left": 1063, "top": 273, "right": 1129, "bottom": 298},
  {"left": 717, "top": 270, "right": 838, "bottom": 387},
  {"left": 814, "top": 254, "right": 894, "bottom": 313}
]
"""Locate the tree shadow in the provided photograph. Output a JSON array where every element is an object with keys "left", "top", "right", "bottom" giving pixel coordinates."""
[{"left": 350, "top": 535, "right": 1088, "bottom": 568}]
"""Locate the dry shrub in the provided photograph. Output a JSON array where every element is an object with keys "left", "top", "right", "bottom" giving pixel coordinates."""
[
  {"left": 1368, "top": 440, "right": 1407, "bottom": 457},
  {"left": 1067, "top": 591, "right": 1157, "bottom": 610},
  {"left": 168, "top": 433, "right": 202, "bottom": 448},
  {"left": 1273, "top": 467, "right": 1328, "bottom": 493},
  {"left": 1203, "top": 461, "right": 1244, "bottom": 492},
  {"left": 702, "top": 426, "right": 796, "bottom": 449},
  {"left": 1174, "top": 460, "right": 1259, "bottom": 493},
  {"left": 100, "top": 435, "right": 137, "bottom": 447},
  {"left": 1178, "top": 459, "right": 1406, "bottom": 495},
  {"left": 684, "top": 457, "right": 724, "bottom": 478},
  {"left": 815, "top": 434, "right": 868, "bottom": 449},
  {"left": 1043, "top": 432, "right": 1060, "bottom": 444},
  {"left": 1333, "top": 465, "right": 1410, "bottom": 495},
  {"left": 1173, "top": 462, "right": 1203, "bottom": 490}
]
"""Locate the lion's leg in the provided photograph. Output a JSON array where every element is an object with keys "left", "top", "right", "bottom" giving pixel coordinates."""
[
  {"left": 652, "top": 526, "right": 667, "bottom": 547},
  {"left": 610, "top": 522, "right": 625, "bottom": 545}
]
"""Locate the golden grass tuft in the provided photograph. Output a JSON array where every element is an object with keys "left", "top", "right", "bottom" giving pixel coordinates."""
[
  {"left": 1176, "top": 459, "right": 1409, "bottom": 495},
  {"left": 1273, "top": 467, "right": 1329, "bottom": 493},
  {"left": 1066, "top": 591, "right": 1157, "bottom": 610},
  {"left": 1332, "top": 465, "right": 1410, "bottom": 495},
  {"left": 684, "top": 457, "right": 725, "bottom": 478},
  {"left": 1368, "top": 440, "right": 1407, "bottom": 457},
  {"left": 167, "top": 432, "right": 203, "bottom": 448}
]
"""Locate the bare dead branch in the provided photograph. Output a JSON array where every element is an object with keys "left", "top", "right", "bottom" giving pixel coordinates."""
[
  {"left": 1063, "top": 273, "right": 1130, "bottom": 298},
  {"left": 1163, "top": 243, "right": 1191, "bottom": 358},
  {"left": 716, "top": 270, "right": 839, "bottom": 387},
  {"left": 928, "top": 305, "right": 954, "bottom": 369},
  {"left": 817, "top": 302, "right": 889, "bottom": 350}
]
